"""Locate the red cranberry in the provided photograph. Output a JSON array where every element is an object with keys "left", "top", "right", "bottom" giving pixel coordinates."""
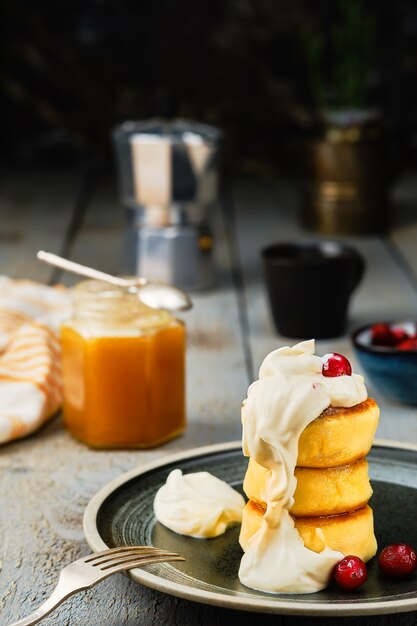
[
  {"left": 379, "top": 544, "right": 417, "bottom": 578},
  {"left": 370, "top": 323, "right": 414, "bottom": 348},
  {"left": 371, "top": 323, "right": 396, "bottom": 347},
  {"left": 391, "top": 328, "right": 409, "bottom": 344},
  {"left": 334, "top": 555, "right": 368, "bottom": 590},
  {"left": 322, "top": 353, "right": 352, "bottom": 377},
  {"left": 397, "top": 338, "right": 417, "bottom": 351}
]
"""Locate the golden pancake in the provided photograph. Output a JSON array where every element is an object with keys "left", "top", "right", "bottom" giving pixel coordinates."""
[
  {"left": 239, "top": 500, "right": 377, "bottom": 563},
  {"left": 296, "top": 398, "right": 379, "bottom": 468},
  {"left": 241, "top": 399, "right": 379, "bottom": 469},
  {"left": 243, "top": 457, "right": 372, "bottom": 517}
]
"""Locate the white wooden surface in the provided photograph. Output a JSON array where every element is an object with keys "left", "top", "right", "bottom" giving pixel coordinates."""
[{"left": 1, "top": 168, "right": 417, "bottom": 626}]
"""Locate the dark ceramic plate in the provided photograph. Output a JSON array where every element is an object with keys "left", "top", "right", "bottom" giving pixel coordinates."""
[{"left": 83, "top": 440, "right": 417, "bottom": 616}]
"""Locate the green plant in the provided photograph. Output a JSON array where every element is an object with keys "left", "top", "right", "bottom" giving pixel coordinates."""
[{"left": 302, "top": 0, "right": 376, "bottom": 111}]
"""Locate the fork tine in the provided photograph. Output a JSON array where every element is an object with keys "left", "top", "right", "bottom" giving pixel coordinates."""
[
  {"left": 100, "top": 554, "right": 185, "bottom": 572},
  {"left": 88, "top": 549, "right": 177, "bottom": 567},
  {"left": 96, "top": 551, "right": 181, "bottom": 569},
  {"left": 84, "top": 546, "right": 170, "bottom": 563},
  {"left": 89, "top": 549, "right": 169, "bottom": 567}
]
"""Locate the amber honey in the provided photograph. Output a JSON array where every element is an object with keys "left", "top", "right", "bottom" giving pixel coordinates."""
[{"left": 61, "top": 280, "right": 185, "bottom": 448}]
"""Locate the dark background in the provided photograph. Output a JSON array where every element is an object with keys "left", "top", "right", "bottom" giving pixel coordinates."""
[{"left": 2, "top": 0, "right": 417, "bottom": 175}]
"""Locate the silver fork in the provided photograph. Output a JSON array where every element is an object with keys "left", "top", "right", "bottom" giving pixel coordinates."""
[{"left": 8, "top": 546, "right": 184, "bottom": 626}]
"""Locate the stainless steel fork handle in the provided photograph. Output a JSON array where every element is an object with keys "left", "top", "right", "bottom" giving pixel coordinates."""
[
  {"left": 8, "top": 548, "right": 183, "bottom": 626},
  {"left": 8, "top": 573, "right": 85, "bottom": 626}
]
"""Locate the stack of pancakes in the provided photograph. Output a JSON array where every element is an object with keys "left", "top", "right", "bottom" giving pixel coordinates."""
[{"left": 239, "top": 397, "right": 380, "bottom": 561}]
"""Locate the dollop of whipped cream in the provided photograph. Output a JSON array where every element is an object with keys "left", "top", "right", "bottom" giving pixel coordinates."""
[
  {"left": 154, "top": 469, "right": 245, "bottom": 538},
  {"left": 239, "top": 339, "right": 367, "bottom": 594}
]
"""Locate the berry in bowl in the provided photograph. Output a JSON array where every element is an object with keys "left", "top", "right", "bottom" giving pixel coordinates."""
[{"left": 352, "top": 322, "right": 417, "bottom": 405}]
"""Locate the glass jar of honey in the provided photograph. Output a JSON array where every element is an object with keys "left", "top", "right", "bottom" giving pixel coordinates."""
[{"left": 61, "top": 280, "right": 185, "bottom": 448}]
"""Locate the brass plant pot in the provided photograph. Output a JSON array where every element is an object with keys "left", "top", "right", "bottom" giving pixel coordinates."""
[{"left": 302, "top": 116, "right": 388, "bottom": 234}]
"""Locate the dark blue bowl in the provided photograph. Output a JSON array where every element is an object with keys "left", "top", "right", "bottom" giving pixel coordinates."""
[{"left": 352, "top": 322, "right": 417, "bottom": 405}]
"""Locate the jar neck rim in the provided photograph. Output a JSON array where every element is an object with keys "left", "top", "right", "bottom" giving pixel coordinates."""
[{"left": 72, "top": 280, "right": 171, "bottom": 326}]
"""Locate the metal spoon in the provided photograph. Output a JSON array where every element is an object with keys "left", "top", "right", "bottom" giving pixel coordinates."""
[{"left": 37, "top": 251, "right": 192, "bottom": 312}]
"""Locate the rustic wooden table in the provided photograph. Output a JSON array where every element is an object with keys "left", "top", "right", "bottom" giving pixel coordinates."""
[{"left": 1, "top": 165, "right": 417, "bottom": 625}]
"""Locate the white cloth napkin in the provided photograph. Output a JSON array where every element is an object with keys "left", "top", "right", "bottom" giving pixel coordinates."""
[{"left": 0, "top": 277, "right": 72, "bottom": 444}]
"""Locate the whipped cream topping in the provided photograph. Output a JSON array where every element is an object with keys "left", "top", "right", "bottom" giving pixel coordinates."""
[
  {"left": 239, "top": 339, "right": 367, "bottom": 594},
  {"left": 154, "top": 469, "right": 245, "bottom": 538}
]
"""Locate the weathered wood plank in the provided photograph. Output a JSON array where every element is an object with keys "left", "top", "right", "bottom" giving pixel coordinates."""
[
  {"left": 0, "top": 166, "right": 87, "bottom": 625},
  {"left": 232, "top": 178, "right": 417, "bottom": 443},
  {"left": 389, "top": 172, "right": 417, "bottom": 286},
  {"left": 0, "top": 168, "right": 84, "bottom": 282}
]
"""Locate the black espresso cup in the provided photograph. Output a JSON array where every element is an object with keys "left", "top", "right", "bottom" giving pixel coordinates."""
[{"left": 262, "top": 240, "right": 365, "bottom": 339}]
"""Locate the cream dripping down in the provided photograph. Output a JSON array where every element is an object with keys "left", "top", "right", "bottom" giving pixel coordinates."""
[
  {"left": 154, "top": 469, "right": 245, "bottom": 538},
  {"left": 239, "top": 339, "right": 367, "bottom": 594}
]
